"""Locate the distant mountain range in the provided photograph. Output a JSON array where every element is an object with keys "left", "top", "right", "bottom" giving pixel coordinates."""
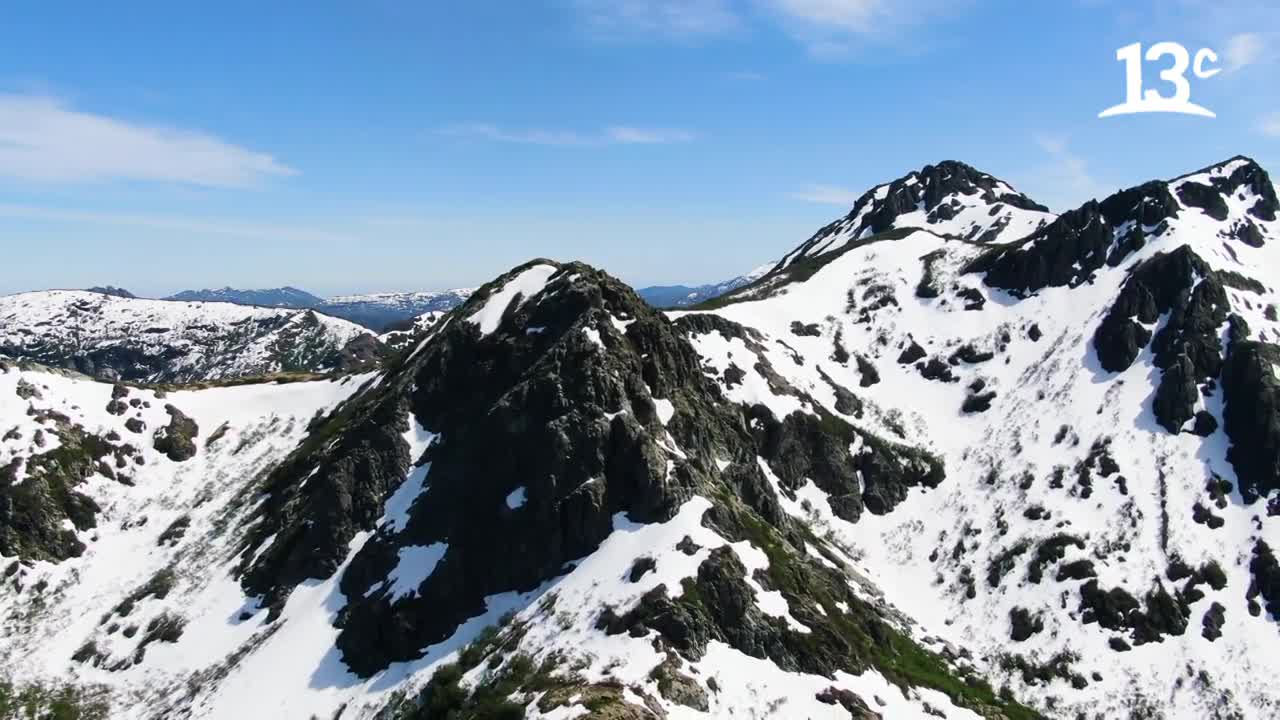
[
  {"left": 165, "top": 286, "right": 325, "bottom": 308},
  {"left": 634, "top": 263, "right": 775, "bottom": 308},
  {"left": 153, "top": 270, "right": 770, "bottom": 331},
  {"left": 155, "top": 287, "right": 474, "bottom": 332}
]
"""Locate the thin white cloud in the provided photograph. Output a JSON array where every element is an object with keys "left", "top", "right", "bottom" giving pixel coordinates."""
[
  {"left": 570, "top": 0, "right": 960, "bottom": 55},
  {"left": 789, "top": 184, "right": 863, "bottom": 205},
  {"left": 764, "top": 0, "right": 882, "bottom": 33},
  {"left": 440, "top": 123, "right": 695, "bottom": 146},
  {"left": 606, "top": 126, "right": 696, "bottom": 143},
  {"left": 572, "top": 0, "right": 739, "bottom": 40},
  {"left": 757, "top": 0, "right": 956, "bottom": 56},
  {"left": 438, "top": 123, "right": 593, "bottom": 146},
  {"left": 1028, "top": 134, "right": 1107, "bottom": 212},
  {"left": 725, "top": 70, "right": 768, "bottom": 81},
  {"left": 1225, "top": 32, "right": 1266, "bottom": 72},
  {"left": 0, "top": 203, "right": 353, "bottom": 244},
  {"left": 1258, "top": 112, "right": 1280, "bottom": 138},
  {"left": 0, "top": 94, "right": 297, "bottom": 188}
]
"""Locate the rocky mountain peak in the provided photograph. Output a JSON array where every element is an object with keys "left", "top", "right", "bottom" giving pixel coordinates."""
[
  {"left": 770, "top": 160, "right": 1056, "bottom": 279},
  {"left": 239, "top": 258, "right": 738, "bottom": 622},
  {"left": 226, "top": 257, "right": 1024, "bottom": 719}
]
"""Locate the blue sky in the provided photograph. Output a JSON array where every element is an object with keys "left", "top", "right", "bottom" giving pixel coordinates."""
[{"left": 1, "top": 0, "right": 1277, "bottom": 297}]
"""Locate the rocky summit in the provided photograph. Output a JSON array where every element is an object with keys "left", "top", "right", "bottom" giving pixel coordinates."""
[{"left": 0, "top": 157, "right": 1278, "bottom": 720}]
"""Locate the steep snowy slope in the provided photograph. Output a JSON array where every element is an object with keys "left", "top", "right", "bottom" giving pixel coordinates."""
[
  {"left": 0, "top": 262, "right": 1039, "bottom": 720},
  {"left": 0, "top": 360, "right": 379, "bottom": 716},
  {"left": 0, "top": 291, "right": 381, "bottom": 382},
  {"left": 675, "top": 156, "right": 1280, "bottom": 718}
]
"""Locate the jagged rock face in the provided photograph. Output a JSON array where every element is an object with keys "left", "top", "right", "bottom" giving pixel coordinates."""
[
  {"left": 1091, "top": 246, "right": 1261, "bottom": 433},
  {"left": 746, "top": 405, "right": 943, "bottom": 521},
  {"left": 240, "top": 396, "right": 414, "bottom": 600},
  {"left": 0, "top": 291, "right": 378, "bottom": 382},
  {"left": 1222, "top": 340, "right": 1280, "bottom": 502}
]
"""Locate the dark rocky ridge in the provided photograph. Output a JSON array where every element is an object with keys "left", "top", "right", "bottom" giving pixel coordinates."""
[
  {"left": 968, "top": 157, "right": 1275, "bottom": 297},
  {"left": 965, "top": 182, "right": 1180, "bottom": 295}
]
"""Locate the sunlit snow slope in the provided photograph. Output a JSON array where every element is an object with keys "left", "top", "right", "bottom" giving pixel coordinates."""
[
  {"left": 0, "top": 361, "right": 380, "bottom": 717},
  {"left": 677, "top": 156, "right": 1280, "bottom": 718}
]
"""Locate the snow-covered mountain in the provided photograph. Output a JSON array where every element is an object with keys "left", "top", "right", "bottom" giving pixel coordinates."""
[
  {"left": 643, "top": 161, "right": 1053, "bottom": 311},
  {"left": 322, "top": 289, "right": 475, "bottom": 331},
  {"left": 674, "top": 155, "right": 1280, "bottom": 718},
  {"left": 0, "top": 291, "right": 380, "bottom": 383},
  {"left": 162, "top": 287, "right": 475, "bottom": 332},
  {"left": 637, "top": 263, "right": 773, "bottom": 308},
  {"left": 165, "top": 286, "right": 326, "bottom": 309},
  {"left": 772, "top": 160, "right": 1054, "bottom": 275},
  {"left": 1, "top": 156, "right": 1277, "bottom": 720}
]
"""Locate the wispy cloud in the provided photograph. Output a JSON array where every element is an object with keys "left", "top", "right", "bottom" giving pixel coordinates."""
[
  {"left": 570, "top": 0, "right": 957, "bottom": 54},
  {"left": 1224, "top": 32, "right": 1266, "bottom": 72},
  {"left": 572, "top": 0, "right": 739, "bottom": 40},
  {"left": 439, "top": 123, "right": 696, "bottom": 146},
  {"left": 757, "top": 0, "right": 957, "bottom": 56},
  {"left": 1029, "top": 134, "right": 1107, "bottom": 212},
  {"left": 0, "top": 94, "right": 297, "bottom": 188},
  {"left": 725, "top": 70, "right": 768, "bottom": 81},
  {"left": 1258, "top": 112, "right": 1280, "bottom": 138},
  {"left": 763, "top": 0, "right": 883, "bottom": 34},
  {"left": 789, "top": 184, "right": 863, "bottom": 205},
  {"left": 0, "top": 203, "right": 352, "bottom": 244},
  {"left": 606, "top": 126, "right": 696, "bottom": 143}
]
